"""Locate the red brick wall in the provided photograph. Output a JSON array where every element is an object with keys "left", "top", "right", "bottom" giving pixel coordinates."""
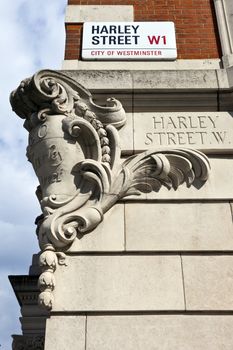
[{"left": 65, "top": 0, "right": 221, "bottom": 60}]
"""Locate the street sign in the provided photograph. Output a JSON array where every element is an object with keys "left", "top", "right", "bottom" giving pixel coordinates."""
[{"left": 82, "top": 22, "right": 177, "bottom": 60}]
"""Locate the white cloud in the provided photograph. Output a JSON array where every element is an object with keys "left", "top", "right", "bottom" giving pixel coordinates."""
[{"left": 0, "top": 0, "right": 67, "bottom": 347}]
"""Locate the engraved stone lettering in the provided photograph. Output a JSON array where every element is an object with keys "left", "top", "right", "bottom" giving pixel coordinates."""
[
  {"left": 198, "top": 132, "right": 207, "bottom": 144},
  {"left": 208, "top": 116, "right": 218, "bottom": 128},
  {"left": 144, "top": 131, "right": 211, "bottom": 146},
  {"left": 167, "top": 132, "right": 176, "bottom": 145},
  {"left": 152, "top": 115, "right": 219, "bottom": 131},
  {"left": 39, "top": 169, "right": 64, "bottom": 187},
  {"left": 152, "top": 116, "right": 164, "bottom": 129},
  {"left": 49, "top": 145, "right": 62, "bottom": 166},
  {"left": 177, "top": 116, "right": 188, "bottom": 129},
  {"left": 197, "top": 116, "right": 207, "bottom": 128},
  {"left": 155, "top": 132, "right": 166, "bottom": 145},
  {"left": 186, "top": 131, "right": 195, "bottom": 145},
  {"left": 145, "top": 132, "right": 153, "bottom": 145},
  {"left": 143, "top": 114, "right": 229, "bottom": 148},
  {"left": 177, "top": 132, "right": 186, "bottom": 145},
  {"left": 167, "top": 117, "right": 177, "bottom": 129},
  {"left": 212, "top": 131, "right": 227, "bottom": 143},
  {"left": 30, "top": 145, "right": 63, "bottom": 171},
  {"left": 188, "top": 116, "right": 198, "bottom": 129}
]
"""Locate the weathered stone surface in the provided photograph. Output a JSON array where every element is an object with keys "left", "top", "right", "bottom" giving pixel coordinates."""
[
  {"left": 144, "top": 156, "right": 233, "bottom": 200},
  {"left": 115, "top": 157, "right": 233, "bottom": 201},
  {"left": 125, "top": 202, "right": 233, "bottom": 251},
  {"left": 44, "top": 316, "right": 86, "bottom": 350},
  {"left": 214, "top": 0, "right": 233, "bottom": 67},
  {"left": 182, "top": 255, "right": 233, "bottom": 310},
  {"left": 63, "top": 70, "right": 133, "bottom": 90},
  {"left": 62, "top": 69, "right": 233, "bottom": 111},
  {"left": 53, "top": 255, "right": 184, "bottom": 311},
  {"left": 226, "top": 65, "right": 233, "bottom": 86},
  {"left": 62, "top": 59, "right": 221, "bottom": 71},
  {"left": 62, "top": 69, "right": 229, "bottom": 91},
  {"left": 118, "top": 112, "right": 133, "bottom": 154},
  {"left": 134, "top": 112, "right": 233, "bottom": 153},
  {"left": 65, "top": 5, "right": 134, "bottom": 23},
  {"left": 11, "top": 70, "right": 211, "bottom": 311},
  {"left": 86, "top": 315, "right": 233, "bottom": 350},
  {"left": 68, "top": 204, "right": 124, "bottom": 252},
  {"left": 132, "top": 70, "right": 219, "bottom": 90},
  {"left": 216, "top": 68, "right": 229, "bottom": 88},
  {"left": 225, "top": 0, "right": 233, "bottom": 49}
]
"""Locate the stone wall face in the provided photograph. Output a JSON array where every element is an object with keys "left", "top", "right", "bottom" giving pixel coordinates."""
[
  {"left": 10, "top": 1, "right": 233, "bottom": 350},
  {"left": 41, "top": 67, "right": 233, "bottom": 349},
  {"left": 65, "top": 0, "right": 221, "bottom": 60}
]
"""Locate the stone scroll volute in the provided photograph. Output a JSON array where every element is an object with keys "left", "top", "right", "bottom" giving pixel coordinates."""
[{"left": 10, "top": 70, "right": 211, "bottom": 310}]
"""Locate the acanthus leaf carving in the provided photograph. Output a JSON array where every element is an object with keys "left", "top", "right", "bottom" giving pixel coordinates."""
[{"left": 10, "top": 70, "right": 211, "bottom": 310}]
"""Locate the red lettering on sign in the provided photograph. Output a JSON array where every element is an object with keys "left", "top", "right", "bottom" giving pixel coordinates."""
[
  {"left": 148, "top": 35, "right": 160, "bottom": 45},
  {"left": 147, "top": 35, "right": 167, "bottom": 45},
  {"left": 162, "top": 36, "right": 167, "bottom": 45}
]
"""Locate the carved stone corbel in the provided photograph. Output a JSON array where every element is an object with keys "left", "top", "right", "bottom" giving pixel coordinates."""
[{"left": 10, "top": 70, "right": 211, "bottom": 310}]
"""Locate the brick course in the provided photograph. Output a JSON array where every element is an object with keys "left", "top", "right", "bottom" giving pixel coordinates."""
[{"left": 65, "top": 0, "right": 221, "bottom": 60}]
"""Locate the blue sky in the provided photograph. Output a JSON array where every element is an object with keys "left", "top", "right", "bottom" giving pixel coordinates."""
[{"left": 0, "top": 1, "right": 67, "bottom": 348}]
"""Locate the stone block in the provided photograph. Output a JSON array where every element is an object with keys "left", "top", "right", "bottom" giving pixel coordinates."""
[
  {"left": 44, "top": 316, "right": 86, "bottom": 350},
  {"left": 144, "top": 156, "right": 233, "bottom": 200},
  {"left": 86, "top": 315, "right": 233, "bottom": 350},
  {"left": 62, "top": 69, "right": 222, "bottom": 92},
  {"left": 68, "top": 204, "right": 124, "bottom": 252},
  {"left": 182, "top": 255, "right": 233, "bottom": 310},
  {"left": 118, "top": 112, "right": 133, "bottom": 154},
  {"left": 227, "top": 65, "right": 233, "bottom": 87},
  {"left": 120, "top": 156, "right": 233, "bottom": 200},
  {"left": 132, "top": 70, "right": 218, "bottom": 90},
  {"left": 53, "top": 255, "right": 184, "bottom": 311},
  {"left": 62, "top": 59, "right": 221, "bottom": 71},
  {"left": 125, "top": 202, "right": 233, "bottom": 251},
  {"left": 65, "top": 5, "right": 134, "bottom": 23},
  {"left": 216, "top": 68, "right": 229, "bottom": 89},
  {"left": 133, "top": 112, "right": 233, "bottom": 153},
  {"left": 62, "top": 70, "right": 133, "bottom": 91}
]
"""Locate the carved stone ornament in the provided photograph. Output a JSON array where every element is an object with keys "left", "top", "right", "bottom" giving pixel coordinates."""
[{"left": 10, "top": 70, "right": 210, "bottom": 310}]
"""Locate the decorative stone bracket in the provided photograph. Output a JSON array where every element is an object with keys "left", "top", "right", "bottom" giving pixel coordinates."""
[{"left": 10, "top": 70, "right": 210, "bottom": 310}]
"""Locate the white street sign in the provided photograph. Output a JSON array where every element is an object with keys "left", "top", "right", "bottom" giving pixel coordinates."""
[{"left": 82, "top": 22, "right": 177, "bottom": 60}]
